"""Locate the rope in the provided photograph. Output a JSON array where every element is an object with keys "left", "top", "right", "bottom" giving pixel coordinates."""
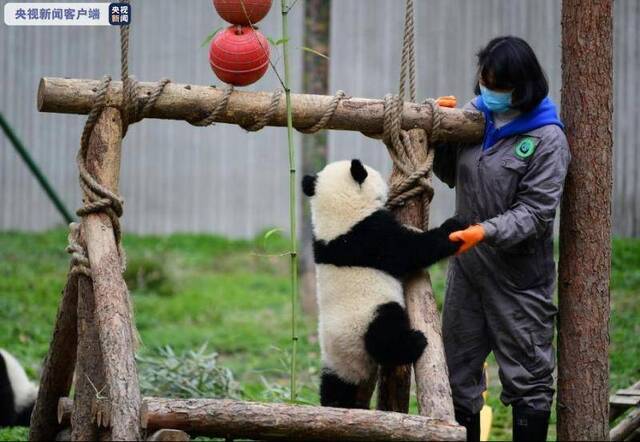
[
  {"left": 399, "top": 0, "right": 416, "bottom": 102},
  {"left": 241, "top": 89, "right": 283, "bottom": 132},
  {"left": 298, "top": 90, "right": 346, "bottom": 134},
  {"left": 381, "top": 0, "right": 443, "bottom": 229},
  {"left": 66, "top": 222, "right": 91, "bottom": 278},
  {"left": 188, "top": 84, "right": 234, "bottom": 127}
]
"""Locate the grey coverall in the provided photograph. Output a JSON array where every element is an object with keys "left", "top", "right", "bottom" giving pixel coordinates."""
[{"left": 434, "top": 101, "right": 571, "bottom": 414}]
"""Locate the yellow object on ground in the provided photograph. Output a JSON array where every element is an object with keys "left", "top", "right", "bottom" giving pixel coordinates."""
[{"left": 481, "top": 362, "right": 493, "bottom": 441}]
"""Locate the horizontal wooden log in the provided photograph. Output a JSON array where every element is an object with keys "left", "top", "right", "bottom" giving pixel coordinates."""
[
  {"left": 58, "top": 397, "right": 465, "bottom": 441},
  {"left": 610, "top": 406, "right": 640, "bottom": 441},
  {"left": 37, "top": 77, "right": 484, "bottom": 144},
  {"left": 610, "top": 381, "right": 640, "bottom": 422}
]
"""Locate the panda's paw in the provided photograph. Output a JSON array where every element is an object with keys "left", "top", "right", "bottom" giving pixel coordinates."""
[
  {"left": 439, "top": 215, "right": 470, "bottom": 236},
  {"left": 407, "top": 329, "right": 428, "bottom": 363}
]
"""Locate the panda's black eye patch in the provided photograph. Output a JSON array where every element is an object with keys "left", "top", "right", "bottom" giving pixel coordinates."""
[
  {"left": 351, "top": 159, "right": 368, "bottom": 185},
  {"left": 302, "top": 175, "right": 316, "bottom": 197}
]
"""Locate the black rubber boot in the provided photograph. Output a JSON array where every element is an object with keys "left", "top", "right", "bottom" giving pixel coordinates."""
[
  {"left": 455, "top": 409, "right": 481, "bottom": 442},
  {"left": 512, "top": 407, "right": 550, "bottom": 442}
]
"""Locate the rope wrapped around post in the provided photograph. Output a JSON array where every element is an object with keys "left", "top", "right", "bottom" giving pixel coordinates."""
[
  {"left": 381, "top": 0, "right": 442, "bottom": 231},
  {"left": 382, "top": 95, "right": 442, "bottom": 229}
]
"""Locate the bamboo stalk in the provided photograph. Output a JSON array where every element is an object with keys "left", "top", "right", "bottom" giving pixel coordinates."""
[{"left": 280, "top": 0, "right": 299, "bottom": 403}]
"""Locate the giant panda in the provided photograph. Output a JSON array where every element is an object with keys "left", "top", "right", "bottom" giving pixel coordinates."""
[
  {"left": 302, "top": 159, "right": 466, "bottom": 409},
  {"left": 0, "top": 349, "right": 38, "bottom": 427}
]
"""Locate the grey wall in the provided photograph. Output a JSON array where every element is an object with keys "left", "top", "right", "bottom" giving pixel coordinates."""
[{"left": 1, "top": 0, "right": 638, "bottom": 237}]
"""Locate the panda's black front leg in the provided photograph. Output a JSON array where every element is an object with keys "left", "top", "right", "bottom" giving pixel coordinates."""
[{"left": 414, "top": 215, "right": 468, "bottom": 267}]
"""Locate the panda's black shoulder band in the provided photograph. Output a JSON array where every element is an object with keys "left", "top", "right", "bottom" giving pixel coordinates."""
[{"left": 313, "top": 210, "right": 458, "bottom": 278}]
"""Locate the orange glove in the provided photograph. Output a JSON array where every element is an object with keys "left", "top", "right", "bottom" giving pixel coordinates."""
[
  {"left": 436, "top": 95, "right": 457, "bottom": 108},
  {"left": 449, "top": 224, "right": 485, "bottom": 254}
]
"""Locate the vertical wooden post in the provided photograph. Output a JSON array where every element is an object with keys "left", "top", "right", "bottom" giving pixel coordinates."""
[
  {"left": 29, "top": 277, "right": 79, "bottom": 441},
  {"left": 80, "top": 107, "right": 141, "bottom": 440},
  {"left": 72, "top": 267, "right": 107, "bottom": 441},
  {"left": 378, "top": 129, "right": 456, "bottom": 423},
  {"left": 558, "top": 0, "right": 613, "bottom": 440}
]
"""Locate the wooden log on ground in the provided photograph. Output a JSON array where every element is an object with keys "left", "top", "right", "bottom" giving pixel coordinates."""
[
  {"left": 29, "top": 276, "right": 79, "bottom": 441},
  {"left": 58, "top": 397, "right": 466, "bottom": 441},
  {"left": 611, "top": 407, "right": 640, "bottom": 441},
  {"left": 611, "top": 381, "right": 640, "bottom": 422},
  {"left": 37, "top": 77, "right": 484, "bottom": 144},
  {"left": 80, "top": 107, "right": 141, "bottom": 440},
  {"left": 380, "top": 129, "right": 457, "bottom": 422}
]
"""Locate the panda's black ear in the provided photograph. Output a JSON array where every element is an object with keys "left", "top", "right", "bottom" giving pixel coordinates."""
[
  {"left": 350, "top": 159, "right": 368, "bottom": 185},
  {"left": 302, "top": 175, "right": 316, "bottom": 197}
]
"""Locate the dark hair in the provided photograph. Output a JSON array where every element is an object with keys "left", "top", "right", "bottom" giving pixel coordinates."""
[{"left": 474, "top": 36, "right": 549, "bottom": 112}]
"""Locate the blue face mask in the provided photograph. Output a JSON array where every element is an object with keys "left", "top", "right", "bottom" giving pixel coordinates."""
[{"left": 479, "top": 84, "right": 513, "bottom": 113}]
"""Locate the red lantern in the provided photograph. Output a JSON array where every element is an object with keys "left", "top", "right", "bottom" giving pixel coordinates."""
[
  {"left": 213, "top": 0, "right": 273, "bottom": 26},
  {"left": 209, "top": 26, "right": 270, "bottom": 86}
]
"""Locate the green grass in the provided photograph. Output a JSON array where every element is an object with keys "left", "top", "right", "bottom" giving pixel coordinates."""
[{"left": 0, "top": 229, "right": 638, "bottom": 441}]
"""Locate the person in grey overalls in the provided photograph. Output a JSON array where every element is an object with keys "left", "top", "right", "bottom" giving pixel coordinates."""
[{"left": 434, "top": 36, "right": 571, "bottom": 442}]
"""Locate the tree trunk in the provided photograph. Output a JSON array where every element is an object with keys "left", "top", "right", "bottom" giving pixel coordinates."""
[
  {"left": 29, "top": 277, "right": 78, "bottom": 441},
  {"left": 557, "top": 1, "right": 613, "bottom": 440},
  {"left": 300, "top": 0, "right": 332, "bottom": 317},
  {"left": 37, "top": 78, "right": 484, "bottom": 144}
]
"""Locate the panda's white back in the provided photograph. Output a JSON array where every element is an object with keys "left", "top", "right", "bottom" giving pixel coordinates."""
[{"left": 316, "top": 264, "right": 404, "bottom": 384}]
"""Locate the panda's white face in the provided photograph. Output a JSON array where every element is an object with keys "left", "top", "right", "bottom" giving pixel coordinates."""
[{"left": 304, "top": 160, "right": 387, "bottom": 242}]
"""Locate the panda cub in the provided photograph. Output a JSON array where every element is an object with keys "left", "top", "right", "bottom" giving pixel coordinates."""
[
  {"left": 0, "top": 349, "right": 38, "bottom": 428},
  {"left": 302, "top": 159, "right": 466, "bottom": 409}
]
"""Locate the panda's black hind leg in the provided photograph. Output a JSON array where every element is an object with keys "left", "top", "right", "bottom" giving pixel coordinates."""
[
  {"left": 364, "top": 302, "right": 428, "bottom": 366},
  {"left": 320, "top": 368, "right": 360, "bottom": 408}
]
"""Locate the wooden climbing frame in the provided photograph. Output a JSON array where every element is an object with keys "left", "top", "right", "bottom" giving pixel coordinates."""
[
  {"left": 30, "top": 76, "right": 483, "bottom": 442},
  {"left": 28, "top": 0, "right": 486, "bottom": 439}
]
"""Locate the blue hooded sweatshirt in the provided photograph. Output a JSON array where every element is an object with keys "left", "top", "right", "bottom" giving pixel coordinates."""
[{"left": 475, "top": 96, "right": 564, "bottom": 151}]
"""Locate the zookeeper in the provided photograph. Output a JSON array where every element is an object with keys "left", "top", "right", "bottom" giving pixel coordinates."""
[{"left": 433, "top": 36, "right": 571, "bottom": 442}]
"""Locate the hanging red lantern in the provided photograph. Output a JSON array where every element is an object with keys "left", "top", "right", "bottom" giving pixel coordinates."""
[
  {"left": 213, "top": 0, "right": 273, "bottom": 26},
  {"left": 209, "top": 26, "right": 270, "bottom": 86}
]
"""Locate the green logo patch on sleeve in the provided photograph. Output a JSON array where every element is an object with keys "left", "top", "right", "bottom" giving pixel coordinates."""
[{"left": 515, "top": 137, "right": 537, "bottom": 159}]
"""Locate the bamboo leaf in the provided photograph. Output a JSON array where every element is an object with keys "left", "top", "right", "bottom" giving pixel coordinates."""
[
  {"left": 201, "top": 27, "right": 223, "bottom": 47},
  {"left": 271, "top": 37, "right": 290, "bottom": 46},
  {"left": 298, "top": 46, "right": 329, "bottom": 60},
  {"left": 263, "top": 227, "right": 283, "bottom": 242}
]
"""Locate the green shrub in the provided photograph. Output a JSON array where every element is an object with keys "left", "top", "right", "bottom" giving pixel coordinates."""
[
  {"left": 137, "top": 345, "right": 240, "bottom": 399},
  {"left": 124, "top": 252, "right": 176, "bottom": 296}
]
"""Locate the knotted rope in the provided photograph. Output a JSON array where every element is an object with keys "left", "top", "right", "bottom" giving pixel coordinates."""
[
  {"left": 382, "top": 0, "right": 442, "bottom": 229},
  {"left": 66, "top": 222, "right": 91, "bottom": 278}
]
